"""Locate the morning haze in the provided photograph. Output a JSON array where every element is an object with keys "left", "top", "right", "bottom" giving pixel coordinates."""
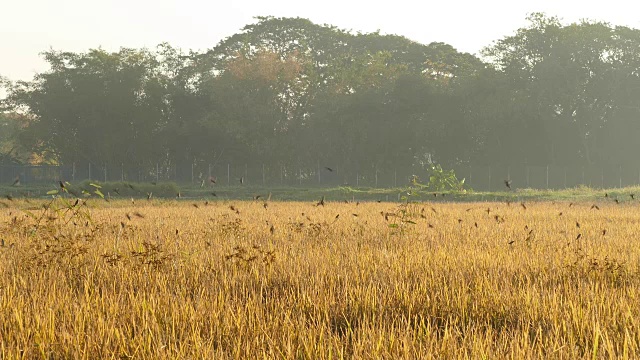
[
  {"left": 1, "top": 0, "right": 640, "bottom": 191},
  {"left": 4, "top": 3, "right": 640, "bottom": 358}
]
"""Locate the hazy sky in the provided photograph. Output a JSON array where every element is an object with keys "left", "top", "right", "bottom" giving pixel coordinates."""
[{"left": 1, "top": 0, "right": 639, "bottom": 82}]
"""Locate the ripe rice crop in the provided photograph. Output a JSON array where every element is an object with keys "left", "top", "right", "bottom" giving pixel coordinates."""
[{"left": 0, "top": 198, "right": 639, "bottom": 359}]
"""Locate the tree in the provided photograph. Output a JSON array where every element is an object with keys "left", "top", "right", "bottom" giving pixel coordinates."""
[{"left": 482, "top": 13, "right": 640, "bottom": 167}]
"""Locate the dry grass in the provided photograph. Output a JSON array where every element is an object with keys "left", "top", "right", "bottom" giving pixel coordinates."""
[{"left": 1, "top": 197, "right": 639, "bottom": 359}]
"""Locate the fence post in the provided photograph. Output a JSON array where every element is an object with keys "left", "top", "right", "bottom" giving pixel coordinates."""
[
  {"left": 89, "top": 163, "right": 92, "bottom": 181},
  {"left": 72, "top": 162, "right": 76, "bottom": 182},
  {"left": 227, "top": 164, "right": 230, "bottom": 186},
  {"left": 356, "top": 172, "right": 359, "bottom": 187},
  {"left": 394, "top": 170, "right": 397, "bottom": 188},
  {"left": 375, "top": 167, "right": 378, "bottom": 188},
  {"left": 564, "top": 167, "right": 567, "bottom": 188},
  {"left": 620, "top": 165, "right": 622, "bottom": 188},
  {"left": 208, "top": 164, "right": 211, "bottom": 180},
  {"left": 104, "top": 163, "right": 107, "bottom": 183},
  {"left": 545, "top": 165, "right": 549, "bottom": 189},
  {"left": 262, "top": 164, "right": 265, "bottom": 186},
  {"left": 158, "top": 163, "right": 161, "bottom": 184},
  {"left": 121, "top": 163, "right": 124, "bottom": 182}
]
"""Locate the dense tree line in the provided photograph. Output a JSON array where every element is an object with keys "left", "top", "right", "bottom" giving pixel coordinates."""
[{"left": 1, "top": 14, "right": 640, "bottom": 181}]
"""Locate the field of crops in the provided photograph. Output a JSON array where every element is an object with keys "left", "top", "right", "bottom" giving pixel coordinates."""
[{"left": 1, "top": 196, "right": 639, "bottom": 358}]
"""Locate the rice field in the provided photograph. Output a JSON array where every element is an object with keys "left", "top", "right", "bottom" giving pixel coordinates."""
[{"left": 0, "top": 196, "right": 639, "bottom": 359}]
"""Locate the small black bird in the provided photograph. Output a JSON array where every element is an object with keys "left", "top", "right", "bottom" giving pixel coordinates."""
[
  {"left": 631, "top": 194, "right": 635, "bottom": 200},
  {"left": 59, "top": 181, "right": 65, "bottom": 189},
  {"left": 239, "top": 177, "right": 244, "bottom": 185},
  {"left": 325, "top": 167, "right": 334, "bottom": 172},
  {"left": 504, "top": 179, "right": 512, "bottom": 190},
  {"left": 11, "top": 176, "right": 20, "bottom": 187}
]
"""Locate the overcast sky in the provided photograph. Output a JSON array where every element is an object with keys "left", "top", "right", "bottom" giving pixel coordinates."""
[{"left": 1, "top": 0, "right": 639, "bottom": 82}]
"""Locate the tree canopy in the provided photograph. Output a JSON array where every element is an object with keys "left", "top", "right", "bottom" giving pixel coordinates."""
[{"left": 2, "top": 14, "right": 640, "bottom": 180}]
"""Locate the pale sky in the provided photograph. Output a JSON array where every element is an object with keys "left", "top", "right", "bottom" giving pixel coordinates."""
[{"left": 1, "top": 0, "right": 639, "bottom": 82}]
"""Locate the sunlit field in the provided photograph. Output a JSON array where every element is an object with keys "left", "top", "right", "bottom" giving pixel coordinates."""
[{"left": 1, "top": 197, "right": 639, "bottom": 359}]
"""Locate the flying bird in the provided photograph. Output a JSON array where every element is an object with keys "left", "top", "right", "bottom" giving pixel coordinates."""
[
  {"left": 11, "top": 176, "right": 20, "bottom": 187},
  {"left": 504, "top": 179, "right": 512, "bottom": 190},
  {"left": 325, "top": 167, "right": 334, "bottom": 172}
]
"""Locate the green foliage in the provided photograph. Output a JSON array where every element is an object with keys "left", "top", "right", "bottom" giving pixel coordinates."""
[
  {"left": 0, "top": 112, "right": 29, "bottom": 164},
  {"left": 4, "top": 14, "right": 640, "bottom": 186},
  {"left": 412, "top": 164, "right": 467, "bottom": 192}
]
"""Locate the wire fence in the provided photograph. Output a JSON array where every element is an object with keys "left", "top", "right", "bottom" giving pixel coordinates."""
[{"left": 1, "top": 163, "right": 639, "bottom": 191}]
